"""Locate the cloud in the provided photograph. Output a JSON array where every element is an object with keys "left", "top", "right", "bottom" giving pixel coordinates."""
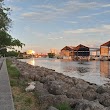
[
  {"left": 64, "top": 24, "right": 110, "bottom": 34},
  {"left": 102, "top": 4, "right": 110, "bottom": 7},
  {"left": 64, "top": 21, "right": 78, "bottom": 24},
  {"left": 78, "top": 10, "right": 110, "bottom": 19},
  {"left": 48, "top": 37, "right": 63, "bottom": 40},
  {"left": 7, "top": 0, "right": 110, "bottom": 22},
  {"left": 64, "top": 1, "right": 99, "bottom": 11},
  {"left": 47, "top": 32, "right": 64, "bottom": 40},
  {"left": 21, "top": 11, "right": 58, "bottom": 21},
  {"left": 21, "top": 1, "right": 101, "bottom": 22},
  {"left": 78, "top": 15, "right": 91, "bottom": 19}
]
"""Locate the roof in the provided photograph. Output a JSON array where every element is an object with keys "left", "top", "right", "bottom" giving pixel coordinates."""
[
  {"left": 74, "top": 44, "right": 89, "bottom": 51},
  {"left": 68, "top": 46, "right": 75, "bottom": 49},
  {"left": 101, "top": 41, "right": 110, "bottom": 47},
  {"left": 61, "top": 46, "right": 75, "bottom": 51}
]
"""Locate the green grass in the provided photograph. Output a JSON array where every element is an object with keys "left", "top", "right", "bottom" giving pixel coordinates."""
[
  {"left": 6, "top": 59, "right": 40, "bottom": 110},
  {"left": 56, "top": 102, "right": 72, "bottom": 110},
  {"left": 6, "top": 59, "right": 20, "bottom": 79},
  {"left": 6, "top": 59, "right": 20, "bottom": 87}
]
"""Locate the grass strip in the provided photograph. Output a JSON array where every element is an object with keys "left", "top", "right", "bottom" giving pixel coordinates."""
[{"left": 6, "top": 59, "right": 40, "bottom": 110}]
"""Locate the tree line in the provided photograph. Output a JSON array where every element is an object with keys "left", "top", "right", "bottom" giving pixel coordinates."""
[{"left": 0, "top": 0, "right": 24, "bottom": 56}]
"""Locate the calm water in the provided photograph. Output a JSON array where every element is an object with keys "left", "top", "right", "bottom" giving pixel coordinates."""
[{"left": 19, "top": 58, "right": 110, "bottom": 85}]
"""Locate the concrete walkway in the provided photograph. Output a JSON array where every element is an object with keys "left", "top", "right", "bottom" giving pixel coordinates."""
[{"left": 0, "top": 58, "right": 15, "bottom": 110}]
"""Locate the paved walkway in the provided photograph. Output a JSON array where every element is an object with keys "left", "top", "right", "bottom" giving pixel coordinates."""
[{"left": 0, "top": 58, "right": 15, "bottom": 110}]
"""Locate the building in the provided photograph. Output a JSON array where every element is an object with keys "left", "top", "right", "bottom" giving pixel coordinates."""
[
  {"left": 50, "top": 48, "right": 58, "bottom": 55},
  {"left": 18, "top": 52, "right": 31, "bottom": 59},
  {"left": 60, "top": 46, "right": 75, "bottom": 59},
  {"left": 60, "top": 44, "right": 90, "bottom": 60},
  {"left": 74, "top": 44, "right": 90, "bottom": 57},
  {"left": 100, "top": 41, "right": 110, "bottom": 57}
]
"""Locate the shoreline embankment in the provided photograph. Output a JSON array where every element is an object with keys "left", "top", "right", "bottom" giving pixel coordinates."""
[{"left": 11, "top": 58, "right": 110, "bottom": 110}]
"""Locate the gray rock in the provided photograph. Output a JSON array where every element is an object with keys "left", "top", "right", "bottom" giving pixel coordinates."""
[
  {"left": 83, "top": 89, "right": 97, "bottom": 101},
  {"left": 38, "top": 94, "right": 55, "bottom": 109},
  {"left": 96, "top": 86, "right": 106, "bottom": 94},
  {"left": 74, "top": 100, "right": 105, "bottom": 110},
  {"left": 34, "top": 75, "right": 41, "bottom": 81},
  {"left": 47, "top": 80, "right": 70, "bottom": 95},
  {"left": 66, "top": 87, "right": 83, "bottom": 99},
  {"left": 97, "top": 93, "right": 110, "bottom": 107},
  {"left": 53, "top": 95, "right": 69, "bottom": 105},
  {"left": 75, "top": 79, "right": 89, "bottom": 91},
  {"left": 35, "top": 81, "right": 49, "bottom": 96},
  {"left": 40, "top": 75, "right": 55, "bottom": 83},
  {"left": 106, "top": 106, "right": 110, "bottom": 110}
]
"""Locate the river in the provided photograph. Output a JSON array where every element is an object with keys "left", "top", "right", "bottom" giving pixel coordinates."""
[{"left": 19, "top": 58, "right": 110, "bottom": 85}]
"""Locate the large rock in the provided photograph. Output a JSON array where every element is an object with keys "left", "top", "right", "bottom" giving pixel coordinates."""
[
  {"left": 47, "top": 80, "right": 70, "bottom": 95},
  {"left": 40, "top": 75, "right": 55, "bottom": 83},
  {"left": 106, "top": 107, "right": 110, "bottom": 110},
  {"left": 35, "top": 81, "right": 49, "bottom": 96},
  {"left": 74, "top": 100, "right": 105, "bottom": 110},
  {"left": 75, "top": 79, "right": 89, "bottom": 91},
  {"left": 38, "top": 94, "right": 55, "bottom": 110},
  {"left": 53, "top": 95, "right": 71, "bottom": 106},
  {"left": 66, "top": 87, "right": 83, "bottom": 99},
  {"left": 83, "top": 89, "right": 97, "bottom": 101},
  {"left": 59, "top": 76, "right": 75, "bottom": 86},
  {"left": 97, "top": 92, "right": 110, "bottom": 107},
  {"left": 96, "top": 86, "right": 107, "bottom": 94},
  {"left": 34, "top": 74, "right": 41, "bottom": 81}
]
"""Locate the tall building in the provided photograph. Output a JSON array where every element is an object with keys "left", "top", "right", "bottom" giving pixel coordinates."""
[{"left": 50, "top": 48, "right": 58, "bottom": 55}]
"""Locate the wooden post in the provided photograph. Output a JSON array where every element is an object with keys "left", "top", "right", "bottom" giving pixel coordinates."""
[
  {"left": 108, "top": 47, "right": 109, "bottom": 58},
  {"left": 100, "top": 46, "right": 101, "bottom": 58}
]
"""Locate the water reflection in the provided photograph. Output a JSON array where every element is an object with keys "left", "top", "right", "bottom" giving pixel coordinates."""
[
  {"left": 77, "top": 67, "right": 89, "bottom": 74},
  {"left": 100, "top": 61, "right": 110, "bottom": 78},
  {"left": 63, "top": 66, "right": 89, "bottom": 74},
  {"left": 27, "top": 58, "right": 35, "bottom": 66}
]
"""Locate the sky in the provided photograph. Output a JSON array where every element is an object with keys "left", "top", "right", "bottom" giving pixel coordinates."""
[{"left": 4, "top": 0, "right": 110, "bottom": 53}]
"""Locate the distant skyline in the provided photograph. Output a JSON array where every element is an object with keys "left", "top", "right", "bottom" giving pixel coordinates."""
[{"left": 5, "top": 0, "right": 110, "bottom": 53}]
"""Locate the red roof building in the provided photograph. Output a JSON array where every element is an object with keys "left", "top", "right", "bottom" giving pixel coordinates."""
[{"left": 100, "top": 41, "right": 110, "bottom": 57}]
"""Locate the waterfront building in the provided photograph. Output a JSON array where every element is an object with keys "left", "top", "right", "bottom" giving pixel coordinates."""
[
  {"left": 60, "top": 44, "right": 90, "bottom": 60},
  {"left": 60, "top": 46, "right": 75, "bottom": 59},
  {"left": 74, "top": 44, "right": 90, "bottom": 57},
  {"left": 100, "top": 41, "right": 110, "bottom": 58},
  {"left": 73, "top": 44, "right": 90, "bottom": 60}
]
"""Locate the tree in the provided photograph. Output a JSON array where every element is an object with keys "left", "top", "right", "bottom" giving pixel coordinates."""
[
  {"left": 0, "top": 0, "right": 25, "bottom": 51},
  {"left": 0, "top": 0, "right": 11, "bottom": 31},
  {"left": 6, "top": 51, "right": 19, "bottom": 57}
]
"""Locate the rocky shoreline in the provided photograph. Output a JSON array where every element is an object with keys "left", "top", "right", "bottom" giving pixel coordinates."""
[{"left": 11, "top": 58, "right": 110, "bottom": 110}]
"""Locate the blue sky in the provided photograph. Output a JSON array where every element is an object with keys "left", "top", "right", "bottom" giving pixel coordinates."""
[{"left": 5, "top": 0, "right": 110, "bottom": 53}]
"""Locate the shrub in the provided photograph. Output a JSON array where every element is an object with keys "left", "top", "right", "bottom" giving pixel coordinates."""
[{"left": 56, "top": 102, "right": 72, "bottom": 110}]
